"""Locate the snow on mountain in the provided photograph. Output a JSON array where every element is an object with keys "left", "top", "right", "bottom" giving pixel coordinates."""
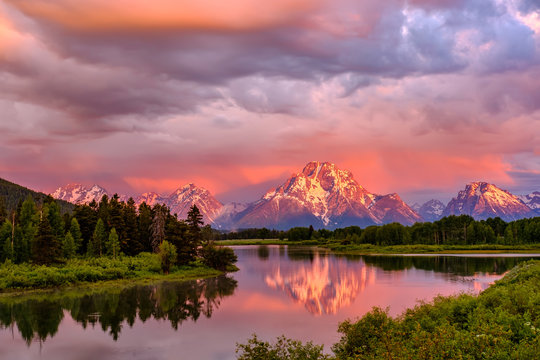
[
  {"left": 135, "top": 192, "right": 166, "bottom": 206},
  {"left": 213, "top": 202, "right": 249, "bottom": 229},
  {"left": 53, "top": 183, "right": 224, "bottom": 225},
  {"left": 416, "top": 199, "right": 446, "bottom": 222},
  {"left": 53, "top": 173, "right": 537, "bottom": 231},
  {"left": 52, "top": 184, "right": 109, "bottom": 204},
  {"left": 231, "top": 161, "right": 421, "bottom": 230},
  {"left": 166, "top": 184, "right": 223, "bottom": 223},
  {"left": 443, "top": 182, "right": 534, "bottom": 221},
  {"left": 518, "top": 191, "right": 540, "bottom": 214}
]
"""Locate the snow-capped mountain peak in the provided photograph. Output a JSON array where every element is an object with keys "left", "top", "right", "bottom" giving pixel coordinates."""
[
  {"left": 519, "top": 191, "right": 540, "bottom": 210},
  {"left": 443, "top": 182, "right": 533, "bottom": 221},
  {"left": 52, "top": 183, "right": 109, "bottom": 204},
  {"left": 233, "top": 161, "right": 420, "bottom": 229},
  {"left": 416, "top": 199, "right": 445, "bottom": 222}
]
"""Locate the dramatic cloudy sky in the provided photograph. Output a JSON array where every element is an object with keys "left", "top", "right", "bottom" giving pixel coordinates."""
[{"left": 0, "top": 0, "right": 539, "bottom": 204}]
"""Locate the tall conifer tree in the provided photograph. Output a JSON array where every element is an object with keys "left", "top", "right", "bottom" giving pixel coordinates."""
[{"left": 33, "top": 207, "right": 61, "bottom": 264}]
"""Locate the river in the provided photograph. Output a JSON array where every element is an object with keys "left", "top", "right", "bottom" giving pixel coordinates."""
[{"left": 1, "top": 245, "right": 538, "bottom": 359}]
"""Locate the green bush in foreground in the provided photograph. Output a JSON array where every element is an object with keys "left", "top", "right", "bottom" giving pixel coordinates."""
[
  {"left": 0, "top": 253, "right": 165, "bottom": 290},
  {"left": 236, "top": 335, "right": 331, "bottom": 360},
  {"left": 200, "top": 243, "right": 238, "bottom": 271},
  {"left": 236, "top": 260, "right": 540, "bottom": 360},
  {"left": 158, "top": 241, "right": 177, "bottom": 274}
]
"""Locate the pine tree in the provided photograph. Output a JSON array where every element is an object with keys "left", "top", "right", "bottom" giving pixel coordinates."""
[
  {"left": 0, "top": 197, "right": 7, "bottom": 224},
  {"left": 18, "top": 195, "right": 38, "bottom": 263},
  {"left": 97, "top": 194, "right": 110, "bottom": 231},
  {"left": 122, "top": 197, "right": 141, "bottom": 255},
  {"left": 88, "top": 218, "right": 107, "bottom": 257},
  {"left": 46, "top": 200, "right": 65, "bottom": 245},
  {"left": 165, "top": 214, "right": 193, "bottom": 264},
  {"left": 107, "top": 228, "right": 120, "bottom": 259},
  {"left": 62, "top": 231, "right": 76, "bottom": 259},
  {"left": 69, "top": 218, "right": 83, "bottom": 254},
  {"left": 186, "top": 205, "right": 204, "bottom": 251},
  {"left": 33, "top": 208, "right": 61, "bottom": 265},
  {"left": 73, "top": 204, "right": 97, "bottom": 254},
  {"left": 108, "top": 194, "right": 125, "bottom": 246},
  {"left": 0, "top": 219, "right": 13, "bottom": 262},
  {"left": 138, "top": 202, "right": 153, "bottom": 252}
]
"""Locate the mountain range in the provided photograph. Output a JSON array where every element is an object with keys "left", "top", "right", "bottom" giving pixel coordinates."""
[{"left": 51, "top": 161, "right": 538, "bottom": 229}]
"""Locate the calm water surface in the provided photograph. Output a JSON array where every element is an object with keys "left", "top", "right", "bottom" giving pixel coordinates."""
[{"left": 1, "top": 246, "right": 539, "bottom": 360}]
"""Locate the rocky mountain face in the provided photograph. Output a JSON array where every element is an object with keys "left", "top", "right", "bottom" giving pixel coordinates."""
[
  {"left": 230, "top": 161, "right": 421, "bottom": 230},
  {"left": 518, "top": 192, "right": 540, "bottom": 215},
  {"left": 52, "top": 168, "right": 538, "bottom": 230},
  {"left": 414, "top": 199, "right": 446, "bottom": 222},
  {"left": 52, "top": 184, "right": 110, "bottom": 205},
  {"left": 442, "top": 182, "right": 534, "bottom": 221},
  {"left": 52, "top": 183, "right": 224, "bottom": 225}
]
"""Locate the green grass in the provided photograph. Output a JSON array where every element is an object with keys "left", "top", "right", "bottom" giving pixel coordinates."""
[
  {"left": 323, "top": 242, "right": 540, "bottom": 254},
  {"left": 215, "top": 239, "right": 320, "bottom": 246},
  {"left": 216, "top": 239, "right": 540, "bottom": 254},
  {"left": 0, "top": 253, "right": 223, "bottom": 293}
]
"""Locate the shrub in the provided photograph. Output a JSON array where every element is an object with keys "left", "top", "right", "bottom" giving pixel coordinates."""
[
  {"left": 158, "top": 241, "right": 177, "bottom": 274},
  {"left": 200, "top": 244, "right": 237, "bottom": 271},
  {"left": 236, "top": 334, "right": 331, "bottom": 360}
]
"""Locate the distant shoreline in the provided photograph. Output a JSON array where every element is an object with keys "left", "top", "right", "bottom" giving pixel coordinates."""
[{"left": 216, "top": 239, "right": 540, "bottom": 254}]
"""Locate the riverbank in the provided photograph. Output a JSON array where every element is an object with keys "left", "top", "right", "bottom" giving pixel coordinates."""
[
  {"left": 237, "top": 259, "right": 540, "bottom": 359},
  {"left": 0, "top": 253, "right": 225, "bottom": 294},
  {"left": 216, "top": 239, "right": 540, "bottom": 254},
  {"left": 325, "top": 243, "right": 540, "bottom": 254},
  {"left": 215, "top": 239, "right": 315, "bottom": 246}
]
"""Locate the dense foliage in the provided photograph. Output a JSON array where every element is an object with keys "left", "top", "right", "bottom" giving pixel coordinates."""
[
  {"left": 0, "top": 193, "right": 236, "bottom": 278},
  {"left": 236, "top": 335, "right": 331, "bottom": 360},
  {"left": 0, "top": 177, "right": 74, "bottom": 214},
  {"left": 0, "top": 253, "right": 225, "bottom": 290},
  {"left": 200, "top": 243, "right": 238, "bottom": 271},
  {"left": 236, "top": 260, "right": 540, "bottom": 359}
]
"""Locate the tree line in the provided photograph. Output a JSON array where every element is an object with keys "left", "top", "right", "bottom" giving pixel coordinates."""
[
  {"left": 0, "top": 194, "right": 236, "bottom": 270},
  {"left": 221, "top": 215, "right": 540, "bottom": 245}
]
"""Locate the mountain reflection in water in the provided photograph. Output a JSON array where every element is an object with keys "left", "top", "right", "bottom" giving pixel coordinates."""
[
  {"left": 0, "top": 275, "right": 237, "bottom": 345},
  {"left": 265, "top": 253, "right": 375, "bottom": 315},
  {"left": 256, "top": 246, "right": 534, "bottom": 316}
]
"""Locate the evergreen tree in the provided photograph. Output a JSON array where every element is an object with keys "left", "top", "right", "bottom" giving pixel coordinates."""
[
  {"left": 69, "top": 218, "right": 83, "bottom": 253},
  {"left": 18, "top": 195, "right": 38, "bottom": 263},
  {"left": 0, "top": 219, "right": 13, "bottom": 262},
  {"left": 108, "top": 194, "right": 125, "bottom": 245},
  {"left": 73, "top": 204, "right": 97, "bottom": 254},
  {"left": 122, "top": 197, "right": 141, "bottom": 255},
  {"left": 0, "top": 197, "right": 7, "bottom": 224},
  {"left": 138, "top": 202, "right": 153, "bottom": 252},
  {"left": 97, "top": 194, "right": 110, "bottom": 231},
  {"left": 107, "top": 228, "right": 120, "bottom": 259},
  {"left": 151, "top": 204, "right": 166, "bottom": 252},
  {"left": 12, "top": 226, "right": 25, "bottom": 264},
  {"left": 62, "top": 231, "right": 76, "bottom": 259},
  {"left": 33, "top": 208, "right": 61, "bottom": 265},
  {"left": 186, "top": 205, "right": 204, "bottom": 251},
  {"left": 165, "top": 215, "right": 193, "bottom": 264},
  {"left": 88, "top": 218, "right": 107, "bottom": 257},
  {"left": 46, "top": 200, "right": 65, "bottom": 244}
]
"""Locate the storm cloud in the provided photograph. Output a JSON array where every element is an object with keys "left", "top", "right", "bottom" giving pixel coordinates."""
[{"left": 0, "top": 0, "right": 538, "bottom": 202}]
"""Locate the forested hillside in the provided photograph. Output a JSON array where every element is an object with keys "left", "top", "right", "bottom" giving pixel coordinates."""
[{"left": 0, "top": 177, "right": 74, "bottom": 214}]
